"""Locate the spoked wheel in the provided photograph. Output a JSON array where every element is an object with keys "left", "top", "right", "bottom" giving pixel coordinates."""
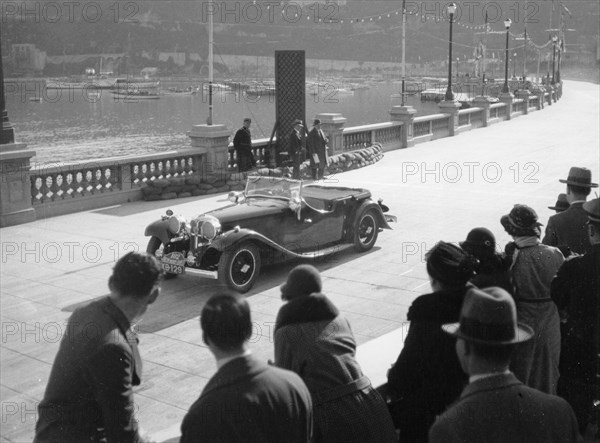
[
  {"left": 218, "top": 242, "right": 261, "bottom": 293},
  {"left": 353, "top": 209, "right": 379, "bottom": 252},
  {"left": 146, "top": 236, "right": 178, "bottom": 279}
]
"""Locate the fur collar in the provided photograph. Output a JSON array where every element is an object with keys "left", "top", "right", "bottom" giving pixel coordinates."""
[{"left": 275, "top": 293, "right": 339, "bottom": 332}]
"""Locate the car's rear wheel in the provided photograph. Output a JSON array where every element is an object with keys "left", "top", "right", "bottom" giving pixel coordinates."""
[
  {"left": 146, "top": 236, "right": 178, "bottom": 279},
  {"left": 218, "top": 242, "right": 261, "bottom": 293},
  {"left": 354, "top": 209, "right": 379, "bottom": 252}
]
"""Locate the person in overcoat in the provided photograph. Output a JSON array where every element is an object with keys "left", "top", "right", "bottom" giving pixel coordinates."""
[
  {"left": 289, "top": 119, "right": 305, "bottom": 180},
  {"left": 460, "top": 227, "right": 514, "bottom": 294},
  {"left": 501, "top": 204, "right": 564, "bottom": 395},
  {"left": 387, "top": 241, "right": 477, "bottom": 442},
  {"left": 181, "top": 293, "right": 313, "bottom": 443},
  {"left": 274, "top": 265, "right": 397, "bottom": 443},
  {"left": 233, "top": 118, "right": 254, "bottom": 172},
  {"left": 542, "top": 167, "right": 598, "bottom": 254},
  {"left": 306, "top": 118, "right": 329, "bottom": 180},
  {"left": 429, "top": 286, "right": 581, "bottom": 443},
  {"left": 35, "top": 252, "right": 163, "bottom": 443},
  {"left": 551, "top": 198, "right": 600, "bottom": 435}
]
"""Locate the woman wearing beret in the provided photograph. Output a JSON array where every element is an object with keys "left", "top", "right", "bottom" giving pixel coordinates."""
[
  {"left": 501, "top": 204, "right": 564, "bottom": 395},
  {"left": 387, "top": 241, "right": 477, "bottom": 442},
  {"left": 274, "top": 265, "right": 397, "bottom": 443}
]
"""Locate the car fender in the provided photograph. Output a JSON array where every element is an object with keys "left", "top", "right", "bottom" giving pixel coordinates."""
[
  {"left": 210, "top": 228, "right": 303, "bottom": 260},
  {"left": 354, "top": 200, "right": 392, "bottom": 231},
  {"left": 144, "top": 220, "right": 171, "bottom": 245}
]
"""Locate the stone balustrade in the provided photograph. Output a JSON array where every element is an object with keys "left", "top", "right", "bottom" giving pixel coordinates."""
[{"left": 0, "top": 81, "right": 564, "bottom": 226}]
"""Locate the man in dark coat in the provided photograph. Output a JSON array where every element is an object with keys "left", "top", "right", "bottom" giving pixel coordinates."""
[
  {"left": 289, "top": 119, "right": 305, "bottom": 180},
  {"left": 306, "top": 118, "right": 329, "bottom": 180},
  {"left": 551, "top": 198, "right": 600, "bottom": 435},
  {"left": 233, "top": 117, "right": 254, "bottom": 172},
  {"left": 543, "top": 167, "right": 598, "bottom": 254},
  {"left": 429, "top": 286, "right": 581, "bottom": 443},
  {"left": 35, "top": 252, "right": 163, "bottom": 443},
  {"left": 180, "top": 293, "right": 313, "bottom": 443}
]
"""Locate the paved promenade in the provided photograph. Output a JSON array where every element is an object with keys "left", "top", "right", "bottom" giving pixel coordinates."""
[{"left": 1, "top": 80, "right": 598, "bottom": 442}]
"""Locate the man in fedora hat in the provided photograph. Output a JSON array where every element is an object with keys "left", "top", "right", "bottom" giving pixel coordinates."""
[
  {"left": 289, "top": 119, "right": 306, "bottom": 180},
  {"left": 307, "top": 118, "right": 329, "bottom": 180},
  {"left": 429, "top": 287, "right": 581, "bottom": 443},
  {"left": 551, "top": 197, "right": 600, "bottom": 436},
  {"left": 543, "top": 167, "right": 599, "bottom": 254}
]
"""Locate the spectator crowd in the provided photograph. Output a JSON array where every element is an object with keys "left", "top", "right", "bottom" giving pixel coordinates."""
[{"left": 33, "top": 167, "right": 599, "bottom": 442}]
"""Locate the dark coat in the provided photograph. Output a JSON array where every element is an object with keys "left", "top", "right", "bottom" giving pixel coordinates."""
[
  {"left": 429, "top": 373, "right": 582, "bottom": 443},
  {"left": 180, "top": 355, "right": 313, "bottom": 443},
  {"left": 543, "top": 202, "right": 592, "bottom": 254},
  {"left": 509, "top": 243, "right": 564, "bottom": 395},
  {"left": 274, "top": 294, "right": 397, "bottom": 443},
  {"left": 306, "top": 126, "right": 328, "bottom": 166},
  {"left": 233, "top": 126, "right": 253, "bottom": 171},
  {"left": 35, "top": 297, "right": 144, "bottom": 443},
  {"left": 470, "top": 254, "right": 514, "bottom": 294},
  {"left": 551, "top": 244, "right": 600, "bottom": 432},
  {"left": 289, "top": 128, "right": 305, "bottom": 179},
  {"left": 386, "top": 287, "right": 469, "bottom": 442}
]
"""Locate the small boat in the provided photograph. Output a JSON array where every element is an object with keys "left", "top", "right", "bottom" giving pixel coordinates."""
[{"left": 111, "top": 90, "right": 160, "bottom": 100}]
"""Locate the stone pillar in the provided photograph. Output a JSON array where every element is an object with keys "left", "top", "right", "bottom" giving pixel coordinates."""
[
  {"left": 0, "top": 143, "right": 37, "bottom": 227},
  {"left": 315, "top": 113, "right": 346, "bottom": 155},
  {"left": 187, "top": 124, "right": 229, "bottom": 181},
  {"left": 438, "top": 101, "right": 461, "bottom": 136},
  {"left": 472, "top": 96, "right": 493, "bottom": 127},
  {"left": 389, "top": 105, "right": 416, "bottom": 148},
  {"left": 499, "top": 92, "right": 514, "bottom": 120},
  {"left": 516, "top": 90, "right": 531, "bottom": 115}
]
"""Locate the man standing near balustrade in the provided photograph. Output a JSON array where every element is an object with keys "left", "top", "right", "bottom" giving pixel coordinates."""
[
  {"left": 307, "top": 119, "right": 329, "bottom": 180},
  {"left": 233, "top": 117, "right": 254, "bottom": 172},
  {"left": 289, "top": 119, "right": 305, "bottom": 180}
]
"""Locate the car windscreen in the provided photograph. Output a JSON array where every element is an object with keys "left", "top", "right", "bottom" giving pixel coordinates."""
[{"left": 245, "top": 176, "right": 302, "bottom": 200}]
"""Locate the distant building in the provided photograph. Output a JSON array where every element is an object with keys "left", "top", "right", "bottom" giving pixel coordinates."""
[
  {"left": 11, "top": 44, "right": 46, "bottom": 73},
  {"left": 141, "top": 67, "right": 159, "bottom": 78}
]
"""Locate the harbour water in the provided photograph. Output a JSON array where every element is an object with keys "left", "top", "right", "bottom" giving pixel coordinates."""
[{"left": 6, "top": 81, "right": 446, "bottom": 166}]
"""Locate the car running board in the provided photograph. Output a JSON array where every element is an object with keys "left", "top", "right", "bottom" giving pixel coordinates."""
[
  {"left": 184, "top": 268, "right": 219, "bottom": 279},
  {"left": 294, "top": 243, "right": 354, "bottom": 259}
]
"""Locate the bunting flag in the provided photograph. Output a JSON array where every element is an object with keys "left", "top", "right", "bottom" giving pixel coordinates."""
[{"left": 561, "top": 3, "right": 572, "bottom": 18}]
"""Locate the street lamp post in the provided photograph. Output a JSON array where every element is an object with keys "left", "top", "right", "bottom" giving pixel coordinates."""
[
  {"left": 551, "top": 35, "right": 558, "bottom": 85},
  {"left": 445, "top": 3, "right": 457, "bottom": 101},
  {"left": 556, "top": 39, "right": 561, "bottom": 83},
  {"left": 502, "top": 18, "right": 512, "bottom": 94}
]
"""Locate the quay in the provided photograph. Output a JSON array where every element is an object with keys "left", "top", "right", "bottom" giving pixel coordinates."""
[{"left": 0, "top": 80, "right": 598, "bottom": 442}]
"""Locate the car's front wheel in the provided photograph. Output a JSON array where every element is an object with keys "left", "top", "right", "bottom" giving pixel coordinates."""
[
  {"left": 218, "top": 242, "right": 261, "bottom": 293},
  {"left": 353, "top": 209, "right": 379, "bottom": 252},
  {"left": 146, "top": 236, "right": 178, "bottom": 279}
]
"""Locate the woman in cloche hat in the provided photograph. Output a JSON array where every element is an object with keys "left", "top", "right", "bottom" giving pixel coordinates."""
[
  {"left": 274, "top": 265, "right": 397, "bottom": 443},
  {"left": 500, "top": 204, "right": 564, "bottom": 395},
  {"left": 387, "top": 241, "right": 478, "bottom": 441}
]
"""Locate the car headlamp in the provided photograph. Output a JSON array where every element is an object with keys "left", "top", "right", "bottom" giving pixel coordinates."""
[
  {"left": 199, "top": 216, "right": 221, "bottom": 240},
  {"left": 167, "top": 215, "right": 186, "bottom": 234}
]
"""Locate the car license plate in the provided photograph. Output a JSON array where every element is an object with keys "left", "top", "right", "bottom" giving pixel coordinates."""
[{"left": 161, "top": 252, "right": 186, "bottom": 274}]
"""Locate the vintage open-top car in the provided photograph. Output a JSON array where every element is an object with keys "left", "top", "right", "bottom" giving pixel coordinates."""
[{"left": 145, "top": 176, "right": 396, "bottom": 292}]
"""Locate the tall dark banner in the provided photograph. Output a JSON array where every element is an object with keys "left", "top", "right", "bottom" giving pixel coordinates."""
[{"left": 275, "top": 50, "right": 305, "bottom": 166}]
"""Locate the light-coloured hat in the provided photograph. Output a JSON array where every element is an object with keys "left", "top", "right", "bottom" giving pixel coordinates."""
[{"left": 442, "top": 287, "right": 533, "bottom": 346}]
